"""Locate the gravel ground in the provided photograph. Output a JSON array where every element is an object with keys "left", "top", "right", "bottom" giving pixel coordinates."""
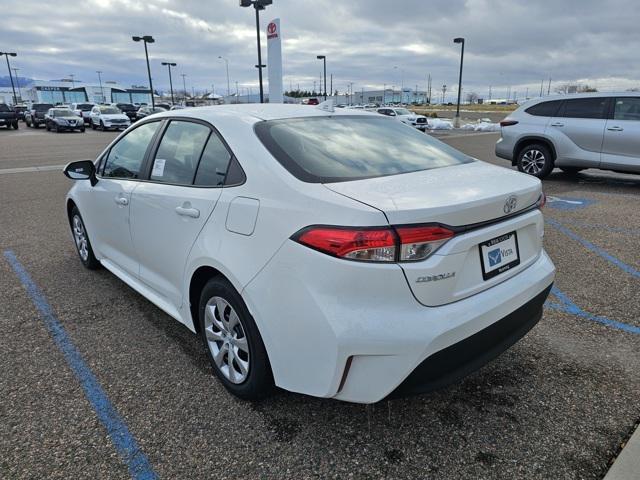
[{"left": 0, "top": 127, "right": 638, "bottom": 479}]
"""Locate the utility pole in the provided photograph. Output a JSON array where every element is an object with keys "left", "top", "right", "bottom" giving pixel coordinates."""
[
  {"left": 547, "top": 78, "right": 551, "bottom": 95},
  {"left": 0, "top": 52, "right": 18, "bottom": 105},
  {"left": 441, "top": 84, "right": 447, "bottom": 104},
  {"left": 96, "top": 71, "right": 104, "bottom": 103},
  {"left": 540, "top": 79, "right": 544, "bottom": 97},
  {"left": 330, "top": 74, "right": 333, "bottom": 97},
  {"left": 161, "top": 62, "right": 177, "bottom": 105},
  {"left": 12, "top": 68, "right": 21, "bottom": 101},
  {"left": 489, "top": 85, "right": 492, "bottom": 100},
  {"left": 181, "top": 73, "right": 187, "bottom": 103}
]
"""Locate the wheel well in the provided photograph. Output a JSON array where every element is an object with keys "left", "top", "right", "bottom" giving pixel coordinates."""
[
  {"left": 513, "top": 137, "right": 556, "bottom": 166},
  {"left": 189, "top": 266, "right": 223, "bottom": 333},
  {"left": 66, "top": 199, "right": 76, "bottom": 225}
]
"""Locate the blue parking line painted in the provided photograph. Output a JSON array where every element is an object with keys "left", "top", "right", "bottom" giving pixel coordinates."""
[
  {"left": 552, "top": 219, "right": 640, "bottom": 237},
  {"left": 3, "top": 250, "right": 157, "bottom": 480},
  {"left": 545, "top": 286, "right": 640, "bottom": 335},
  {"left": 546, "top": 217, "right": 640, "bottom": 279},
  {"left": 546, "top": 195, "right": 596, "bottom": 211}
]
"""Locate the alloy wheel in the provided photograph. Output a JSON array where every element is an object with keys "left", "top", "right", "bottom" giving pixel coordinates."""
[
  {"left": 521, "top": 149, "right": 546, "bottom": 174},
  {"left": 72, "top": 215, "right": 89, "bottom": 261},
  {"left": 204, "top": 296, "right": 250, "bottom": 384}
]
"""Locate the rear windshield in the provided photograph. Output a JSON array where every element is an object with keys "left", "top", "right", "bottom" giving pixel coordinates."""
[
  {"left": 34, "top": 104, "right": 54, "bottom": 111},
  {"left": 254, "top": 116, "right": 472, "bottom": 183}
]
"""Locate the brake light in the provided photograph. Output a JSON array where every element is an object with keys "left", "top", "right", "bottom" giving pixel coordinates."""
[
  {"left": 395, "top": 225, "right": 455, "bottom": 261},
  {"left": 293, "top": 225, "right": 455, "bottom": 262},
  {"left": 295, "top": 227, "right": 396, "bottom": 262},
  {"left": 499, "top": 120, "right": 519, "bottom": 127}
]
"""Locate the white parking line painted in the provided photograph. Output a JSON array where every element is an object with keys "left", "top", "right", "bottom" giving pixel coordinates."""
[{"left": 0, "top": 164, "right": 66, "bottom": 175}]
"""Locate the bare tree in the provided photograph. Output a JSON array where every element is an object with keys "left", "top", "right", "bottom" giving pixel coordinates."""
[{"left": 465, "top": 91, "right": 479, "bottom": 104}]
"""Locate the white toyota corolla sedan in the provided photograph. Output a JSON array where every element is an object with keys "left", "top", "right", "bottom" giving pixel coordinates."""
[{"left": 63, "top": 104, "right": 555, "bottom": 403}]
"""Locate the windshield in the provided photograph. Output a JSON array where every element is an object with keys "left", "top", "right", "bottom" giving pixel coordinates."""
[
  {"left": 34, "top": 104, "right": 54, "bottom": 111},
  {"left": 100, "top": 107, "right": 120, "bottom": 114},
  {"left": 77, "top": 104, "right": 94, "bottom": 111},
  {"left": 152, "top": 107, "right": 167, "bottom": 113},
  {"left": 52, "top": 109, "right": 76, "bottom": 117},
  {"left": 0, "top": 104, "right": 10, "bottom": 112},
  {"left": 117, "top": 104, "right": 135, "bottom": 111},
  {"left": 394, "top": 108, "right": 412, "bottom": 115},
  {"left": 255, "top": 116, "right": 472, "bottom": 183}
]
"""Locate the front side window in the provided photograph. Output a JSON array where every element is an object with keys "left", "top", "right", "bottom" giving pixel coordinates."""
[
  {"left": 558, "top": 98, "right": 608, "bottom": 119},
  {"left": 103, "top": 122, "right": 160, "bottom": 179},
  {"left": 194, "top": 134, "right": 232, "bottom": 186},
  {"left": 613, "top": 97, "right": 640, "bottom": 121},
  {"left": 150, "top": 121, "right": 210, "bottom": 184},
  {"left": 255, "top": 116, "right": 472, "bottom": 183}
]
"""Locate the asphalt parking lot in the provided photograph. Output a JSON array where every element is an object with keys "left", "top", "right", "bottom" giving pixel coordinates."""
[{"left": 1, "top": 125, "right": 638, "bottom": 479}]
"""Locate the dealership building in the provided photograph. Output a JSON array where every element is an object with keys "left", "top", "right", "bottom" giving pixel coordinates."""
[{"left": 20, "top": 80, "right": 152, "bottom": 105}]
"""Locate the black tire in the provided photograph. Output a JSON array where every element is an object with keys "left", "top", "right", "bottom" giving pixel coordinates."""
[
  {"left": 12, "top": 120, "right": 18, "bottom": 129},
  {"left": 560, "top": 167, "right": 585, "bottom": 174},
  {"left": 198, "top": 277, "right": 273, "bottom": 400},
  {"left": 69, "top": 206, "right": 101, "bottom": 270},
  {"left": 26, "top": 117, "right": 31, "bottom": 127},
  {"left": 100, "top": 121, "right": 105, "bottom": 131},
  {"left": 80, "top": 127, "right": 85, "bottom": 133},
  {"left": 516, "top": 143, "right": 554, "bottom": 179},
  {"left": 56, "top": 125, "right": 61, "bottom": 133},
  {"left": 91, "top": 121, "right": 96, "bottom": 130}
]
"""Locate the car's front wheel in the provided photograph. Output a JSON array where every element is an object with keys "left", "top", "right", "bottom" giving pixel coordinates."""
[
  {"left": 517, "top": 144, "right": 554, "bottom": 178},
  {"left": 70, "top": 207, "right": 100, "bottom": 270},
  {"left": 199, "top": 277, "right": 273, "bottom": 400}
]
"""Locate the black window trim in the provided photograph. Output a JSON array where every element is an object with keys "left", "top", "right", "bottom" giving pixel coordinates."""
[
  {"left": 524, "top": 99, "right": 563, "bottom": 117},
  {"left": 96, "top": 116, "right": 245, "bottom": 188},
  {"left": 555, "top": 96, "right": 611, "bottom": 120}
]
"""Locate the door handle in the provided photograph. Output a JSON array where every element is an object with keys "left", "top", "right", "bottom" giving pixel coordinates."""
[
  {"left": 550, "top": 122, "right": 564, "bottom": 127},
  {"left": 607, "top": 126, "right": 624, "bottom": 131},
  {"left": 114, "top": 196, "right": 129, "bottom": 206},
  {"left": 175, "top": 206, "right": 200, "bottom": 218}
]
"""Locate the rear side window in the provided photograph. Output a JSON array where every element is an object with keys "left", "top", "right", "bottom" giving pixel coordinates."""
[
  {"left": 194, "top": 134, "right": 232, "bottom": 186},
  {"left": 525, "top": 100, "right": 562, "bottom": 117},
  {"left": 558, "top": 98, "right": 608, "bottom": 119},
  {"left": 255, "top": 116, "right": 472, "bottom": 183},
  {"left": 150, "top": 121, "right": 210, "bottom": 184},
  {"left": 613, "top": 97, "right": 640, "bottom": 121},
  {"left": 103, "top": 122, "right": 160, "bottom": 179}
]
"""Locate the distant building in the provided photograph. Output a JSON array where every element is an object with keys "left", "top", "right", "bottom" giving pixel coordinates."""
[{"left": 22, "top": 80, "right": 152, "bottom": 105}]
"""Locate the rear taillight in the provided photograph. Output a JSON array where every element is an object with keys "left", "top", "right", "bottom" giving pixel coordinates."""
[
  {"left": 537, "top": 192, "right": 546, "bottom": 209},
  {"left": 395, "top": 225, "right": 455, "bottom": 261},
  {"left": 499, "top": 120, "right": 519, "bottom": 127},
  {"left": 294, "top": 227, "right": 396, "bottom": 262},
  {"left": 293, "top": 225, "right": 455, "bottom": 263}
]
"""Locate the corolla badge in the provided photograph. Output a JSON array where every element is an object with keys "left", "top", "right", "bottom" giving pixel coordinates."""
[
  {"left": 416, "top": 272, "right": 455, "bottom": 283},
  {"left": 504, "top": 195, "right": 517, "bottom": 214}
]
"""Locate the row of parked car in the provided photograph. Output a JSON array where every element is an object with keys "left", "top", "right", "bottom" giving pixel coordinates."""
[{"left": 0, "top": 101, "right": 183, "bottom": 133}]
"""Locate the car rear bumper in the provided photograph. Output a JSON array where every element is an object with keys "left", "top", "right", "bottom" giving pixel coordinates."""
[{"left": 243, "top": 239, "right": 555, "bottom": 403}]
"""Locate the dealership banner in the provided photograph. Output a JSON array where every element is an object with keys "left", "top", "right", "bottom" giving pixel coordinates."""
[{"left": 266, "top": 18, "right": 283, "bottom": 103}]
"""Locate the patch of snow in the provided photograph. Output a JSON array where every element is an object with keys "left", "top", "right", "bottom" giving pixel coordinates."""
[
  {"left": 460, "top": 121, "right": 501, "bottom": 132},
  {"left": 427, "top": 118, "right": 453, "bottom": 130}
]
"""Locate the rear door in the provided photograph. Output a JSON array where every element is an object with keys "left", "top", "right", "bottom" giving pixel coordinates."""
[
  {"left": 129, "top": 119, "right": 232, "bottom": 308},
  {"left": 601, "top": 96, "right": 640, "bottom": 173},
  {"left": 546, "top": 97, "right": 608, "bottom": 167}
]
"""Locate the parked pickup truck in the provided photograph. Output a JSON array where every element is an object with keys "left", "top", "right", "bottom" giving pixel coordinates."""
[
  {"left": 25, "top": 103, "right": 54, "bottom": 128},
  {"left": 0, "top": 103, "right": 19, "bottom": 129}
]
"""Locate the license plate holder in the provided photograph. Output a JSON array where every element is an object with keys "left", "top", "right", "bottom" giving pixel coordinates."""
[{"left": 479, "top": 231, "right": 520, "bottom": 280}]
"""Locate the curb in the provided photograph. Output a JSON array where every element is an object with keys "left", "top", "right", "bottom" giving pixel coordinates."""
[{"left": 603, "top": 422, "right": 640, "bottom": 480}]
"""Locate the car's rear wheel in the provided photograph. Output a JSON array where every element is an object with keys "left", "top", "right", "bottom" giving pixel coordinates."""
[
  {"left": 199, "top": 277, "right": 273, "bottom": 400},
  {"left": 517, "top": 144, "right": 553, "bottom": 178},
  {"left": 100, "top": 121, "right": 105, "bottom": 131},
  {"left": 560, "top": 166, "right": 585, "bottom": 174},
  {"left": 70, "top": 207, "right": 100, "bottom": 270},
  {"left": 91, "top": 121, "right": 96, "bottom": 130}
]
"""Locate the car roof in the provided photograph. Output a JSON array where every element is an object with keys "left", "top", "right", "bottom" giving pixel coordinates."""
[{"left": 152, "top": 103, "right": 378, "bottom": 123}]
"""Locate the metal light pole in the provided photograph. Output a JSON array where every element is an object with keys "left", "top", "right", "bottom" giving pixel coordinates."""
[
  {"left": 132, "top": 35, "right": 156, "bottom": 108},
  {"left": 181, "top": 73, "right": 187, "bottom": 103},
  {"left": 96, "top": 71, "right": 105, "bottom": 103},
  {"left": 13, "top": 68, "right": 21, "bottom": 102},
  {"left": 316, "top": 55, "right": 327, "bottom": 100},
  {"left": 394, "top": 66, "right": 404, "bottom": 104},
  {"left": 453, "top": 37, "right": 465, "bottom": 128},
  {"left": 0, "top": 52, "right": 18, "bottom": 105},
  {"left": 218, "top": 56, "right": 230, "bottom": 97},
  {"left": 240, "top": 0, "right": 272, "bottom": 103},
  {"left": 161, "top": 62, "right": 177, "bottom": 105}
]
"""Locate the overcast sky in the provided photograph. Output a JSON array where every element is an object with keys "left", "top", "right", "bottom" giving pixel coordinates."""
[{"left": 1, "top": 0, "right": 639, "bottom": 100}]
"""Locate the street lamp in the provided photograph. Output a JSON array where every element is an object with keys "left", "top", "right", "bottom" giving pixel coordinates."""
[
  {"left": 13, "top": 68, "right": 21, "bottom": 102},
  {"left": 161, "top": 62, "right": 177, "bottom": 105},
  {"left": 316, "top": 55, "right": 327, "bottom": 100},
  {"left": 218, "top": 56, "right": 230, "bottom": 97},
  {"left": 394, "top": 66, "right": 404, "bottom": 104},
  {"left": 181, "top": 73, "right": 187, "bottom": 104},
  {"left": 453, "top": 37, "right": 465, "bottom": 127},
  {"left": 240, "top": 0, "right": 272, "bottom": 103},
  {"left": 96, "top": 71, "right": 104, "bottom": 103},
  {"left": 132, "top": 35, "right": 156, "bottom": 108},
  {"left": 0, "top": 52, "right": 18, "bottom": 105}
]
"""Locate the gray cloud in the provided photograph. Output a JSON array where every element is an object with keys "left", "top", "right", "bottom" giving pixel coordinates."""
[{"left": 1, "top": 0, "right": 638, "bottom": 99}]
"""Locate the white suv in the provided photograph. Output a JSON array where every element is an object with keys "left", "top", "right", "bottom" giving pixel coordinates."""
[
  {"left": 377, "top": 107, "right": 429, "bottom": 131},
  {"left": 89, "top": 105, "right": 131, "bottom": 131},
  {"left": 63, "top": 105, "right": 554, "bottom": 403},
  {"left": 496, "top": 93, "right": 640, "bottom": 178}
]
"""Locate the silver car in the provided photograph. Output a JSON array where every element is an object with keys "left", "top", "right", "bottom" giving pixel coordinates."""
[{"left": 495, "top": 93, "right": 640, "bottom": 178}]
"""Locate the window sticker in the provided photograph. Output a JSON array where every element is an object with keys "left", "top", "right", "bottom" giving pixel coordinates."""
[{"left": 152, "top": 158, "right": 166, "bottom": 177}]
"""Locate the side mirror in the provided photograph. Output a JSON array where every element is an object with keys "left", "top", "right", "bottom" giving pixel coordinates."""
[{"left": 64, "top": 160, "right": 97, "bottom": 186}]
